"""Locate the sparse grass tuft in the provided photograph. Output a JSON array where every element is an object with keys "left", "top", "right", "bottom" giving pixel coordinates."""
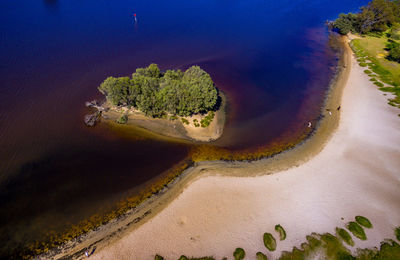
[
  {"left": 275, "top": 224, "right": 286, "bottom": 241},
  {"left": 193, "top": 119, "right": 200, "bottom": 127},
  {"left": 116, "top": 114, "right": 128, "bottom": 124},
  {"left": 355, "top": 216, "right": 373, "bottom": 228},
  {"left": 263, "top": 233, "right": 277, "bottom": 251},
  {"left": 347, "top": 222, "right": 367, "bottom": 240},
  {"left": 256, "top": 251, "right": 268, "bottom": 260},
  {"left": 336, "top": 227, "right": 354, "bottom": 246}
]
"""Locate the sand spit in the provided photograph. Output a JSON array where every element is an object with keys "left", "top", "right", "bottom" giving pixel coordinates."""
[{"left": 87, "top": 39, "right": 400, "bottom": 259}]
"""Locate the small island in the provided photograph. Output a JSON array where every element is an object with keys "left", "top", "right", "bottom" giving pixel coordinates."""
[{"left": 94, "top": 64, "right": 225, "bottom": 141}]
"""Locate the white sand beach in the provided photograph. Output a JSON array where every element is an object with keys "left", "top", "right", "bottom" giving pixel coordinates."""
[{"left": 89, "top": 43, "right": 400, "bottom": 259}]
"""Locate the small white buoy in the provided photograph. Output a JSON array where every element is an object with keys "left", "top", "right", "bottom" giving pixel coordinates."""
[{"left": 308, "top": 122, "right": 311, "bottom": 128}]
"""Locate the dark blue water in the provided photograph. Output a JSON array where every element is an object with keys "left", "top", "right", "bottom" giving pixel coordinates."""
[{"left": 0, "top": 0, "right": 368, "bottom": 257}]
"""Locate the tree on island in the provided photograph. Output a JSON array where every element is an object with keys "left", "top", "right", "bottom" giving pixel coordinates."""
[
  {"left": 98, "top": 64, "right": 218, "bottom": 117},
  {"left": 333, "top": 0, "right": 400, "bottom": 35}
]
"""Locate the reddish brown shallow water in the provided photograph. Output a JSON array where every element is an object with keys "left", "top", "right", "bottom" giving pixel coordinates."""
[{"left": 0, "top": 0, "right": 368, "bottom": 256}]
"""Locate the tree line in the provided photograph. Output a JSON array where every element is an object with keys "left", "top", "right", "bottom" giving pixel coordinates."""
[
  {"left": 333, "top": 0, "right": 400, "bottom": 35},
  {"left": 98, "top": 64, "right": 219, "bottom": 117}
]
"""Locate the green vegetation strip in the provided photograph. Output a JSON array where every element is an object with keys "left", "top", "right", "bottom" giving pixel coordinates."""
[
  {"left": 336, "top": 227, "right": 355, "bottom": 246},
  {"left": 233, "top": 248, "right": 245, "bottom": 260},
  {"left": 263, "top": 233, "right": 277, "bottom": 251},
  {"left": 347, "top": 221, "right": 367, "bottom": 240},
  {"left": 275, "top": 224, "right": 286, "bottom": 241},
  {"left": 350, "top": 37, "right": 400, "bottom": 110},
  {"left": 156, "top": 223, "right": 400, "bottom": 260},
  {"left": 355, "top": 216, "right": 373, "bottom": 228}
]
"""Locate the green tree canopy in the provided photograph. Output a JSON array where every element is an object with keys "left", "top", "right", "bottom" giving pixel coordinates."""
[
  {"left": 98, "top": 64, "right": 219, "bottom": 117},
  {"left": 334, "top": 0, "right": 400, "bottom": 35}
]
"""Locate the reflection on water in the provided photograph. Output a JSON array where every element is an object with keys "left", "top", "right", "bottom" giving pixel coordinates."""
[{"left": 0, "top": 0, "right": 368, "bottom": 257}]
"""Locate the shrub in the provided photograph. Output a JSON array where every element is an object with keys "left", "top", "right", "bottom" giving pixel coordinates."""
[
  {"left": 347, "top": 222, "right": 367, "bottom": 240},
  {"left": 200, "top": 111, "right": 215, "bottom": 127},
  {"left": 263, "top": 233, "right": 277, "bottom": 251},
  {"left": 355, "top": 216, "right": 373, "bottom": 228},
  {"left": 169, "top": 115, "right": 178, "bottom": 120},
  {"left": 154, "top": 255, "right": 164, "bottom": 260},
  {"left": 374, "top": 81, "right": 384, "bottom": 87},
  {"left": 395, "top": 227, "right": 400, "bottom": 241},
  {"left": 181, "top": 118, "right": 189, "bottom": 125},
  {"left": 233, "top": 248, "right": 245, "bottom": 260},
  {"left": 116, "top": 114, "right": 128, "bottom": 124}
]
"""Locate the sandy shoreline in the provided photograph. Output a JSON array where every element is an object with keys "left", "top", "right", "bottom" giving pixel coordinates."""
[
  {"left": 43, "top": 36, "right": 400, "bottom": 259},
  {"left": 100, "top": 92, "right": 226, "bottom": 143}
]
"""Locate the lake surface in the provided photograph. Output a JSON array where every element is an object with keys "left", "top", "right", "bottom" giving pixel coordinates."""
[{"left": 0, "top": 0, "right": 368, "bottom": 257}]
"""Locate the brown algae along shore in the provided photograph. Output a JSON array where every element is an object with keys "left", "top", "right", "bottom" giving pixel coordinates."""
[{"left": 40, "top": 34, "right": 352, "bottom": 259}]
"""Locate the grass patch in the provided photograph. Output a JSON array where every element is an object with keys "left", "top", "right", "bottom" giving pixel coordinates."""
[
  {"left": 256, "top": 252, "right": 268, "bottom": 260},
  {"left": 355, "top": 216, "right": 373, "bottom": 228},
  {"left": 181, "top": 118, "right": 189, "bottom": 125},
  {"left": 336, "top": 227, "right": 354, "bottom": 246},
  {"left": 169, "top": 115, "right": 178, "bottom": 120},
  {"left": 370, "top": 78, "right": 377, "bottom": 81},
  {"left": 154, "top": 255, "right": 164, "bottom": 260},
  {"left": 116, "top": 114, "right": 128, "bottom": 124},
  {"left": 233, "top": 248, "right": 245, "bottom": 260},
  {"left": 193, "top": 119, "right": 200, "bottom": 127},
  {"left": 275, "top": 224, "right": 286, "bottom": 241},
  {"left": 347, "top": 222, "right": 367, "bottom": 240},
  {"left": 364, "top": 69, "right": 372, "bottom": 74},
  {"left": 351, "top": 36, "right": 400, "bottom": 109},
  {"left": 263, "top": 232, "right": 277, "bottom": 251},
  {"left": 395, "top": 227, "right": 400, "bottom": 241},
  {"left": 359, "top": 62, "right": 368, "bottom": 67}
]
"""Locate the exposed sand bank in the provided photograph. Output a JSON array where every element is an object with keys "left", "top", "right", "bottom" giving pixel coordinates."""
[
  {"left": 87, "top": 38, "right": 400, "bottom": 259},
  {"left": 100, "top": 93, "right": 226, "bottom": 143}
]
